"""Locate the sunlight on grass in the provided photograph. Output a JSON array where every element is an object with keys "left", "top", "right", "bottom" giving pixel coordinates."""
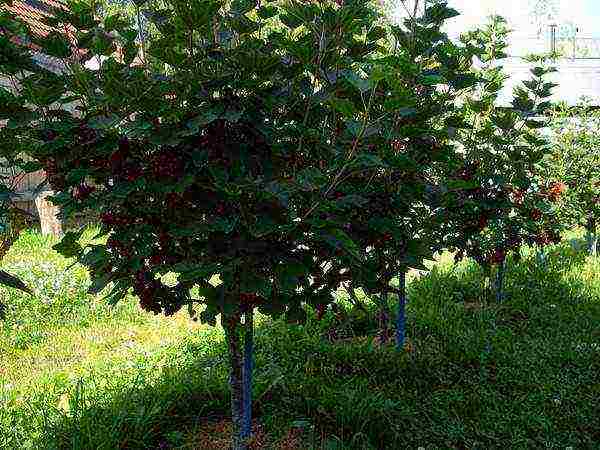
[{"left": 1, "top": 228, "right": 599, "bottom": 449}]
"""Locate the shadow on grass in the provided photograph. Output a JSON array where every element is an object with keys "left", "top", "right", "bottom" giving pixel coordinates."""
[{"left": 32, "top": 241, "right": 600, "bottom": 450}]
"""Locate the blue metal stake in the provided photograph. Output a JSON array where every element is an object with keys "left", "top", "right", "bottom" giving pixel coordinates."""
[{"left": 241, "top": 309, "right": 254, "bottom": 441}]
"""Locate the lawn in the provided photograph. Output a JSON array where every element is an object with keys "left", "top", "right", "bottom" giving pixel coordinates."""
[{"left": 1, "top": 229, "right": 599, "bottom": 449}]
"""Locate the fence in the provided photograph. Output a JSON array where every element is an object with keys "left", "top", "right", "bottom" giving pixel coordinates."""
[
  {"left": 447, "top": 31, "right": 600, "bottom": 60},
  {"left": 508, "top": 35, "right": 600, "bottom": 60}
]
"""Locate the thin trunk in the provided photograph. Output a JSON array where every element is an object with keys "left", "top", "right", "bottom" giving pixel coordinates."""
[
  {"left": 535, "top": 247, "right": 546, "bottom": 268},
  {"left": 224, "top": 315, "right": 247, "bottom": 450},
  {"left": 495, "top": 260, "right": 505, "bottom": 303},
  {"left": 241, "top": 309, "right": 254, "bottom": 442},
  {"left": 396, "top": 271, "right": 406, "bottom": 351},
  {"left": 377, "top": 292, "right": 391, "bottom": 344}
]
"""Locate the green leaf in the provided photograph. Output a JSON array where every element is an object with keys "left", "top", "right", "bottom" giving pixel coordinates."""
[
  {"left": 280, "top": 13, "right": 303, "bottom": 30},
  {"left": 398, "top": 107, "right": 417, "bottom": 117},
  {"left": 231, "top": 0, "right": 255, "bottom": 15},
  {"left": 0, "top": 270, "right": 32, "bottom": 295},
  {"left": 448, "top": 73, "right": 480, "bottom": 90},
  {"left": 352, "top": 153, "right": 386, "bottom": 169},
  {"left": 175, "top": 263, "right": 219, "bottom": 283},
  {"left": 329, "top": 97, "right": 357, "bottom": 117},
  {"left": 320, "top": 228, "right": 361, "bottom": 260},
  {"left": 285, "top": 302, "right": 307, "bottom": 324},
  {"left": 37, "top": 32, "right": 72, "bottom": 58},
  {"left": 423, "top": 4, "right": 460, "bottom": 24},
  {"left": 200, "top": 304, "right": 219, "bottom": 326},
  {"left": 257, "top": 5, "right": 278, "bottom": 19},
  {"left": 344, "top": 70, "right": 373, "bottom": 93},
  {"left": 53, "top": 229, "right": 85, "bottom": 259},
  {"left": 87, "top": 272, "right": 115, "bottom": 295}
]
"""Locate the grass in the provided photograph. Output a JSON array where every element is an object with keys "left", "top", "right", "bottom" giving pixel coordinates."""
[{"left": 1, "top": 228, "right": 599, "bottom": 449}]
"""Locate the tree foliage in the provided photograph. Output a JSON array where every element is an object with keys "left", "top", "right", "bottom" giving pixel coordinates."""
[
  {"left": 544, "top": 101, "right": 600, "bottom": 253},
  {"left": 0, "top": 0, "right": 565, "bottom": 447},
  {"left": 445, "top": 16, "right": 561, "bottom": 270}
]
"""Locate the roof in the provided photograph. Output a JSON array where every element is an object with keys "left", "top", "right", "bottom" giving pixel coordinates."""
[
  {"left": 2, "top": 0, "right": 70, "bottom": 73},
  {"left": 3, "top": 0, "right": 67, "bottom": 38}
]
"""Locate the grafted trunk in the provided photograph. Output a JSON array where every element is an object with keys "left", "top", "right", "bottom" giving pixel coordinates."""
[
  {"left": 396, "top": 271, "right": 406, "bottom": 351},
  {"left": 495, "top": 260, "right": 505, "bottom": 303}
]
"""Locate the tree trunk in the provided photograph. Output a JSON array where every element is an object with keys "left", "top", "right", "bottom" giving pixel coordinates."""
[
  {"left": 224, "top": 315, "right": 247, "bottom": 450},
  {"left": 535, "top": 247, "right": 546, "bottom": 268},
  {"left": 495, "top": 260, "right": 505, "bottom": 303},
  {"left": 377, "top": 292, "right": 391, "bottom": 344},
  {"left": 396, "top": 271, "right": 406, "bottom": 351},
  {"left": 241, "top": 309, "right": 254, "bottom": 442},
  {"left": 35, "top": 191, "right": 63, "bottom": 237}
]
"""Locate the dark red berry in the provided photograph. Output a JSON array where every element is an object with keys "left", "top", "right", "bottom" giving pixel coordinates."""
[
  {"left": 530, "top": 208, "right": 542, "bottom": 221},
  {"left": 478, "top": 215, "right": 488, "bottom": 230},
  {"left": 118, "top": 136, "right": 130, "bottom": 154},
  {"left": 152, "top": 151, "right": 184, "bottom": 179},
  {"left": 490, "top": 249, "right": 505, "bottom": 264},
  {"left": 123, "top": 163, "right": 143, "bottom": 182},
  {"left": 73, "top": 184, "right": 95, "bottom": 200}
]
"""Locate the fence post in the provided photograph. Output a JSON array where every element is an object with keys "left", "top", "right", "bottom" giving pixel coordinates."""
[
  {"left": 549, "top": 23, "right": 558, "bottom": 56},
  {"left": 35, "top": 191, "right": 63, "bottom": 237}
]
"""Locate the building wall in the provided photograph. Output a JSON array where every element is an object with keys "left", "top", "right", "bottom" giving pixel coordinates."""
[
  {"left": 498, "top": 58, "right": 600, "bottom": 106},
  {"left": 6, "top": 169, "right": 45, "bottom": 215}
]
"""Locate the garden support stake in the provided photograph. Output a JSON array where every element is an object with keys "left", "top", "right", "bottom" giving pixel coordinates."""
[
  {"left": 241, "top": 309, "right": 254, "bottom": 442},
  {"left": 396, "top": 271, "right": 406, "bottom": 352},
  {"left": 586, "top": 216, "right": 597, "bottom": 256},
  {"left": 224, "top": 315, "right": 247, "bottom": 450}
]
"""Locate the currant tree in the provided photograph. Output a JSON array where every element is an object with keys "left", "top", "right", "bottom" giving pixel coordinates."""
[
  {"left": 545, "top": 101, "right": 600, "bottom": 255},
  {"left": 0, "top": 16, "right": 40, "bottom": 297},
  {"left": 329, "top": 1, "right": 489, "bottom": 350},
  {"left": 444, "top": 16, "right": 561, "bottom": 301},
  {"left": 0, "top": 0, "right": 449, "bottom": 447}
]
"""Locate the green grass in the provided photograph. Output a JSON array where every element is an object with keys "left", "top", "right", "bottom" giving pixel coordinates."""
[{"left": 1, "top": 229, "right": 599, "bottom": 449}]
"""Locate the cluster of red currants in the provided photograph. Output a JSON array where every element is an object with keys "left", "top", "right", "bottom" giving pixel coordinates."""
[
  {"left": 152, "top": 151, "right": 184, "bottom": 179},
  {"left": 133, "top": 270, "right": 165, "bottom": 315}
]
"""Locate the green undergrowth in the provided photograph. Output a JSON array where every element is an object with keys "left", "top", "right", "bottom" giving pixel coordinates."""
[{"left": 1, "top": 229, "right": 599, "bottom": 449}]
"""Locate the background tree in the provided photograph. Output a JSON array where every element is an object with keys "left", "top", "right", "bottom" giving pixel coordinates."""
[
  {"left": 443, "top": 16, "right": 561, "bottom": 302},
  {"left": 0, "top": 15, "right": 41, "bottom": 297},
  {"left": 322, "top": 1, "right": 491, "bottom": 350},
  {"left": 544, "top": 101, "right": 600, "bottom": 255},
  {"left": 528, "top": 0, "right": 559, "bottom": 38}
]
